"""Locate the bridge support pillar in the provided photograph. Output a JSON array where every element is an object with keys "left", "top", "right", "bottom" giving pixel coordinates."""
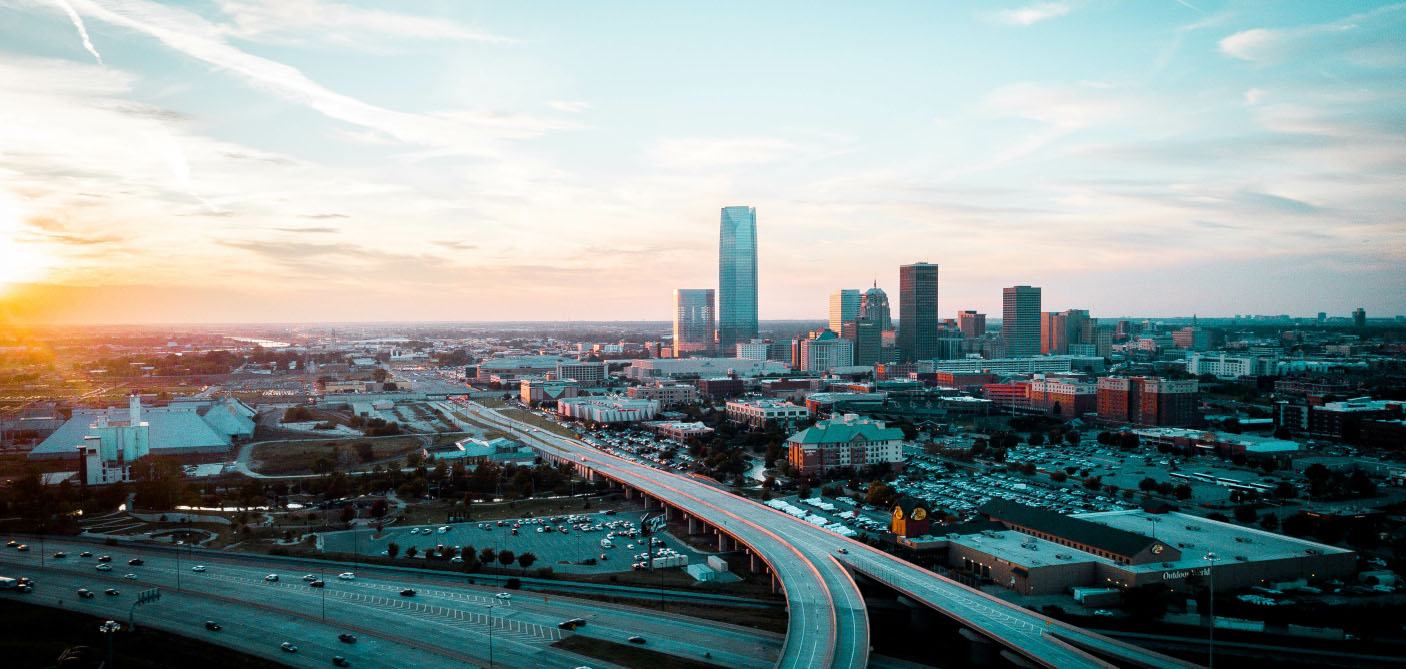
[
  {"left": 687, "top": 517, "right": 699, "bottom": 535},
  {"left": 958, "top": 628, "right": 997, "bottom": 667},
  {"left": 749, "top": 553, "right": 760, "bottom": 573},
  {"left": 624, "top": 487, "right": 634, "bottom": 500},
  {"left": 663, "top": 505, "right": 676, "bottom": 521}
]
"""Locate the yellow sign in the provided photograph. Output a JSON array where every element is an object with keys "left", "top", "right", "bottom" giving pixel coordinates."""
[{"left": 912, "top": 507, "right": 928, "bottom": 521}]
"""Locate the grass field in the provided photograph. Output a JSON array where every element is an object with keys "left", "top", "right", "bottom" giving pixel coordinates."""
[
  {"left": 499, "top": 408, "right": 579, "bottom": 438},
  {"left": 248, "top": 436, "right": 423, "bottom": 475},
  {"left": 0, "top": 599, "right": 280, "bottom": 669}
]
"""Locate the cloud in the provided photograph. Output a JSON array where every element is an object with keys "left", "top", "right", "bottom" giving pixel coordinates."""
[
  {"left": 52, "top": 0, "right": 104, "bottom": 63},
  {"left": 45, "top": 0, "right": 570, "bottom": 156},
  {"left": 548, "top": 100, "right": 591, "bottom": 113},
  {"left": 214, "top": 0, "right": 514, "bottom": 47},
  {"left": 273, "top": 226, "right": 339, "bottom": 234},
  {"left": 649, "top": 137, "right": 798, "bottom": 170},
  {"left": 1219, "top": 4, "right": 1406, "bottom": 65},
  {"left": 992, "top": 2, "right": 1071, "bottom": 26}
]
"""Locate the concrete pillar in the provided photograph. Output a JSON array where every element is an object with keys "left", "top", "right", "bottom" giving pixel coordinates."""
[
  {"left": 958, "top": 628, "right": 996, "bottom": 666},
  {"left": 717, "top": 533, "right": 728, "bottom": 552},
  {"left": 749, "top": 553, "right": 759, "bottom": 573},
  {"left": 624, "top": 487, "right": 633, "bottom": 500},
  {"left": 688, "top": 517, "right": 699, "bottom": 535},
  {"left": 664, "top": 506, "right": 676, "bottom": 521}
]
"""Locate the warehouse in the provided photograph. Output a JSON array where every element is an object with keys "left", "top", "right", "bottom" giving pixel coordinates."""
[{"left": 29, "top": 397, "right": 254, "bottom": 461}]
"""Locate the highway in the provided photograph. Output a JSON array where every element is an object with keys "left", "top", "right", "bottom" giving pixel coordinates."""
[
  {"left": 1, "top": 536, "right": 782, "bottom": 668},
  {"left": 457, "top": 400, "right": 1202, "bottom": 669}
]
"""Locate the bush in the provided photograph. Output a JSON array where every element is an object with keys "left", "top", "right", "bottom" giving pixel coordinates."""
[{"left": 504, "top": 577, "right": 522, "bottom": 590}]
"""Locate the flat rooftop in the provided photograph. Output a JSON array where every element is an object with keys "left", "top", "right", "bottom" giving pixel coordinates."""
[
  {"left": 1075, "top": 510, "right": 1351, "bottom": 572},
  {"left": 948, "top": 530, "right": 1109, "bottom": 569}
]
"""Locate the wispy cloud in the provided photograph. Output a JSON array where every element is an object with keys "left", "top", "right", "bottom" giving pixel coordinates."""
[
  {"left": 548, "top": 100, "right": 591, "bottom": 113},
  {"left": 649, "top": 136, "right": 798, "bottom": 170},
  {"left": 51, "top": 0, "right": 103, "bottom": 63},
  {"left": 992, "top": 2, "right": 1071, "bottom": 26},
  {"left": 214, "top": 0, "right": 514, "bottom": 48},
  {"left": 1220, "top": 4, "right": 1406, "bottom": 65}
]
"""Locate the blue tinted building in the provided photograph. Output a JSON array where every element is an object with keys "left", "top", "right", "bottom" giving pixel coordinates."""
[{"left": 718, "top": 205, "right": 758, "bottom": 354}]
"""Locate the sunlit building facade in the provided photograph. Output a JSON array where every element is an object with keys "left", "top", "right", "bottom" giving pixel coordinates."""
[
  {"left": 718, "top": 206, "right": 758, "bottom": 354},
  {"left": 673, "top": 288, "right": 715, "bottom": 355}
]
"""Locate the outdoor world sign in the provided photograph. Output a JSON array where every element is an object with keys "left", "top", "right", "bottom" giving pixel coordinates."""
[{"left": 1160, "top": 567, "right": 1211, "bottom": 581}]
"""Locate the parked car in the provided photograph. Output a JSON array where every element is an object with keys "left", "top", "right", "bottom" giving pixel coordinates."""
[
  {"left": 53, "top": 552, "right": 67, "bottom": 559},
  {"left": 205, "top": 621, "right": 222, "bottom": 631},
  {"left": 338, "top": 633, "right": 357, "bottom": 644},
  {"left": 332, "top": 657, "right": 350, "bottom": 667},
  {"left": 337, "top": 572, "right": 355, "bottom": 580},
  {"left": 97, "top": 555, "right": 112, "bottom": 562},
  {"left": 495, "top": 592, "right": 511, "bottom": 600},
  {"left": 399, "top": 589, "right": 416, "bottom": 597},
  {"left": 310, "top": 580, "right": 325, "bottom": 588},
  {"left": 79, "top": 551, "right": 93, "bottom": 557}
]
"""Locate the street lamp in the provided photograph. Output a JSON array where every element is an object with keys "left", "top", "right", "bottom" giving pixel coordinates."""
[
  {"left": 99, "top": 620, "right": 121, "bottom": 668},
  {"left": 1203, "top": 552, "right": 1218, "bottom": 669},
  {"left": 485, "top": 602, "right": 496, "bottom": 669}
]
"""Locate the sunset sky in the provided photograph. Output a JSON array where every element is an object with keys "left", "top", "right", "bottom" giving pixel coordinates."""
[{"left": 1, "top": 0, "right": 1403, "bottom": 325}]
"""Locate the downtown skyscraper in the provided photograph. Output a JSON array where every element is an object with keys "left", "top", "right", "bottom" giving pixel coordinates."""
[
  {"left": 829, "top": 289, "right": 861, "bottom": 337},
  {"left": 898, "top": 262, "right": 939, "bottom": 362},
  {"left": 1002, "top": 285, "right": 1042, "bottom": 357},
  {"left": 718, "top": 206, "right": 758, "bottom": 355},
  {"left": 673, "top": 288, "right": 715, "bottom": 356}
]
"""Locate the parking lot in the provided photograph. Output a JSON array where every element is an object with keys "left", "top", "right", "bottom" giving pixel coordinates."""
[
  {"left": 896, "top": 452, "right": 1131, "bottom": 522},
  {"left": 320, "top": 510, "right": 712, "bottom": 575}
]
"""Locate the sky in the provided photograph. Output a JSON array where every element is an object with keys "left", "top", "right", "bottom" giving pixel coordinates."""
[{"left": 0, "top": 0, "right": 1403, "bottom": 325}]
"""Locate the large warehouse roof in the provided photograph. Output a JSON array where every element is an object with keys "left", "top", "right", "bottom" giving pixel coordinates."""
[{"left": 29, "top": 398, "right": 254, "bottom": 461}]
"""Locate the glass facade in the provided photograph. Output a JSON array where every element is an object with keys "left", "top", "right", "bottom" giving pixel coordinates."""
[
  {"left": 1002, "top": 285, "right": 1042, "bottom": 357},
  {"left": 898, "top": 262, "right": 939, "bottom": 362},
  {"left": 718, "top": 206, "right": 758, "bottom": 354},
  {"left": 673, "top": 288, "right": 715, "bottom": 355}
]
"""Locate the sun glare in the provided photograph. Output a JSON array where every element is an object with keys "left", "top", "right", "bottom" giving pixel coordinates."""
[{"left": 0, "top": 192, "right": 51, "bottom": 290}]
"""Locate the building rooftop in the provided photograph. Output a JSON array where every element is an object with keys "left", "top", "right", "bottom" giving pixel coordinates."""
[
  {"left": 788, "top": 414, "right": 904, "bottom": 445},
  {"left": 980, "top": 499, "right": 1161, "bottom": 560},
  {"left": 949, "top": 530, "right": 1109, "bottom": 569},
  {"left": 1076, "top": 509, "right": 1352, "bottom": 572}
]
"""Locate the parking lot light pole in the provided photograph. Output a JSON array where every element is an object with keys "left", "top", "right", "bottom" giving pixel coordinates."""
[
  {"left": 1204, "top": 552, "right": 1218, "bottom": 669},
  {"left": 486, "top": 602, "right": 495, "bottom": 669}
]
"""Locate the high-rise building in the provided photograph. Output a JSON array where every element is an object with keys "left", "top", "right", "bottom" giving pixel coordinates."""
[
  {"left": 1353, "top": 307, "right": 1366, "bottom": 328},
  {"left": 1002, "top": 285, "right": 1041, "bottom": 357},
  {"left": 718, "top": 206, "right": 759, "bottom": 354},
  {"left": 829, "top": 289, "right": 861, "bottom": 338},
  {"left": 735, "top": 339, "right": 770, "bottom": 361},
  {"left": 673, "top": 289, "right": 715, "bottom": 356},
  {"left": 898, "top": 262, "right": 939, "bottom": 362},
  {"left": 853, "top": 317, "right": 882, "bottom": 366},
  {"left": 1040, "top": 309, "right": 1091, "bottom": 355},
  {"left": 957, "top": 310, "right": 986, "bottom": 339},
  {"left": 860, "top": 282, "right": 893, "bottom": 332}
]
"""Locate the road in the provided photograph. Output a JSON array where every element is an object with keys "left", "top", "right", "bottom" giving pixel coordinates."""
[
  {"left": 0, "top": 537, "right": 782, "bottom": 669},
  {"left": 458, "top": 400, "right": 1202, "bottom": 669}
]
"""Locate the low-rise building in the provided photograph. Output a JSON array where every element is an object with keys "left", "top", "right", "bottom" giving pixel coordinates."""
[
  {"left": 555, "top": 361, "right": 608, "bottom": 386},
  {"left": 627, "top": 383, "right": 699, "bottom": 407},
  {"left": 1027, "top": 377, "right": 1096, "bottom": 418},
  {"left": 519, "top": 378, "right": 581, "bottom": 405},
  {"left": 643, "top": 421, "right": 715, "bottom": 440},
  {"left": 557, "top": 396, "right": 660, "bottom": 424},
  {"left": 787, "top": 413, "right": 905, "bottom": 475},
  {"left": 725, "top": 398, "right": 811, "bottom": 430}
]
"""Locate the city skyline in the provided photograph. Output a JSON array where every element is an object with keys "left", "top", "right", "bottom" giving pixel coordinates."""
[{"left": 1, "top": 1, "right": 1405, "bottom": 326}]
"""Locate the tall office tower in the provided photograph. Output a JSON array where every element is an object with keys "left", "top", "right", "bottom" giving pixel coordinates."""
[
  {"left": 1317, "top": 312, "right": 1327, "bottom": 325},
  {"left": 957, "top": 310, "right": 986, "bottom": 339},
  {"left": 898, "top": 262, "right": 939, "bottom": 362},
  {"left": 673, "top": 289, "right": 715, "bottom": 356},
  {"left": 1002, "top": 285, "right": 1042, "bottom": 357},
  {"left": 718, "top": 206, "right": 758, "bottom": 354},
  {"left": 1040, "top": 308, "right": 1091, "bottom": 355},
  {"left": 829, "top": 289, "right": 861, "bottom": 338},
  {"left": 853, "top": 317, "right": 882, "bottom": 366},
  {"left": 1353, "top": 307, "right": 1366, "bottom": 328},
  {"left": 860, "top": 282, "right": 893, "bottom": 332}
]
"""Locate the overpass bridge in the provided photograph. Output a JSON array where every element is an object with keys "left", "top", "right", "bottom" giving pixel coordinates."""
[{"left": 452, "top": 401, "right": 1201, "bottom": 669}]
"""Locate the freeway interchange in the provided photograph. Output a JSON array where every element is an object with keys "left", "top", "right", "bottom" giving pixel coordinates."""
[
  {"left": 0, "top": 536, "right": 782, "bottom": 669},
  {"left": 456, "top": 400, "right": 1202, "bottom": 669}
]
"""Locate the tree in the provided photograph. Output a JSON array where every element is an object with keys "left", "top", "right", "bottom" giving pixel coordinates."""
[
  {"left": 1172, "top": 483, "right": 1193, "bottom": 500},
  {"left": 340, "top": 505, "right": 356, "bottom": 526},
  {"left": 1027, "top": 432, "right": 1045, "bottom": 446},
  {"left": 498, "top": 550, "right": 515, "bottom": 568},
  {"left": 387, "top": 542, "right": 400, "bottom": 558},
  {"left": 1138, "top": 477, "right": 1158, "bottom": 493},
  {"left": 517, "top": 552, "right": 537, "bottom": 571},
  {"left": 372, "top": 367, "right": 390, "bottom": 383},
  {"left": 1064, "top": 431, "right": 1080, "bottom": 445},
  {"left": 1049, "top": 471, "right": 1068, "bottom": 483},
  {"left": 479, "top": 547, "right": 496, "bottom": 564},
  {"left": 1259, "top": 513, "right": 1279, "bottom": 531},
  {"left": 370, "top": 498, "right": 388, "bottom": 519},
  {"left": 865, "top": 482, "right": 898, "bottom": 508},
  {"left": 405, "top": 546, "right": 418, "bottom": 558}
]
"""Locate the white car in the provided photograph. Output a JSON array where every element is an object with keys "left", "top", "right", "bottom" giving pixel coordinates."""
[
  {"left": 124, "top": 573, "right": 137, "bottom": 580},
  {"left": 264, "top": 574, "right": 279, "bottom": 582},
  {"left": 191, "top": 565, "right": 207, "bottom": 572},
  {"left": 95, "top": 564, "right": 112, "bottom": 571},
  {"left": 337, "top": 572, "right": 355, "bottom": 580},
  {"left": 494, "top": 592, "right": 512, "bottom": 600},
  {"left": 302, "top": 574, "right": 318, "bottom": 582}
]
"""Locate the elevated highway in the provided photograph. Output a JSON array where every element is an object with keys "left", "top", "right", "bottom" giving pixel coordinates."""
[{"left": 457, "top": 400, "right": 1202, "bottom": 669}]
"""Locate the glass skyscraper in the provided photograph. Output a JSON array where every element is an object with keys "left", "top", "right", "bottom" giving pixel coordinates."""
[
  {"left": 673, "top": 288, "right": 715, "bottom": 356},
  {"left": 898, "top": 262, "right": 939, "bottom": 362},
  {"left": 718, "top": 206, "right": 758, "bottom": 355},
  {"left": 1002, "top": 285, "right": 1042, "bottom": 357}
]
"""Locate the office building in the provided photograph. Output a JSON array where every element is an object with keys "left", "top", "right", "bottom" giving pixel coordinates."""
[
  {"left": 898, "top": 262, "right": 939, "bottom": 362},
  {"left": 673, "top": 288, "right": 715, "bottom": 356},
  {"left": 627, "top": 383, "right": 699, "bottom": 407},
  {"left": 735, "top": 339, "right": 771, "bottom": 362},
  {"left": 800, "top": 329, "right": 854, "bottom": 372},
  {"left": 1096, "top": 376, "right": 1200, "bottom": 427},
  {"left": 787, "top": 414, "right": 906, "bottom": 476},
  {"left": 957, "top": 310, "right": 986, "bottom": 339},
  {"left": 1172, "top": 326, "right": 1214, "bottom": 351},
  {"left": 853, "top": 318, "right": 882, "bottom": 367},
  {"left": 1187, "top": 352, "right": 1278, "bottom": 379},
  {"left": 1026, "top": 378, "right": 1097, "bottom": 418},
  {"left": 829, "top": 289, "right": 861, "bottom": 337},
  {"left": 1001, "top": 286, "right": 1042, "bottom": 357},
  {"left": 718, "top": 206, "right": 758, "bottom": 354},
  {"left": 625, "top": 357, "right": 789, "bottom": 381},
  {"left": 1352, "top": 307, "right": 1366, "bottom": 328},
  {"left": 725, "top": 398, "right": 812, "bottom": 430},
  {"left": 555, "top": 361, "right": 607, "bottom": 386},
  {"left": 520, "top": 378, "right": 581, "bottom": 405},
  {"left": 860, "top": 282, "right": 893, "bottom": 331}
]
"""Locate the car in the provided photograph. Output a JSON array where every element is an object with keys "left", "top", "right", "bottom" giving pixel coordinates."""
[
  {"left": 332, "top": 657, "right": 350, "bottom": 667},
  {"left": 627, "top": 636, "right": 646, "bottom": 644},
  {"left": 16, "top": 544, "right": 29, "bottom": 552},
  {"left": 599, "top": 553, "right": 608, "bottom": 560},
  {"left": 79, "top": 551, "right": 93, "bottom": 557},
  {"left": 400, "top": 589, "right": 416, "bottom": 597},
  {"left": 97, "top": 555, "right": 112, "bottom": 562},
  {"left": 303, "top": 574, "right": 318, "bottom": 582},
  {"left": 77, "top": 588, "right": 94, "bottom": 599},
  {"left": 1093, "top": 609, "right": 1115, "bottom": 617},
  {"left": 16, "top": 584, "right": 32, "bottom": 593},
  {"left": 338, "top": 633, "right": 357, "bottom": 644},
  {"left": 191, "top": 565, "right": 207, "bottom": 572},
  {"left": 96, "top": 564, "right": 112, "bottom": 571},
  {"left": 337, "top": 572, "right": 355, "bottom": 580},
  {"left": 310, "top": 579, "right": 325, "bottom": 588},
  {"left": 4, "top": 540, "right": 15, "bottom": 547},
  {"left": 264, "top": 574, "right": 279, "bottom": 582},
  {"left": 836, "top": 548, "right": 849, "bottom": 554},
  {"left": 123, "top": 574, "right": 137, "bottom": 580},
  {"left": 280, "top": 642, "right": 298, "bottom": 653},
  {"left": 53, "top": 551, "right": 67, "bottom": 558},
  {"left": 127, "top": 558, "right": 144, "bottom": 566},
  {"left": 104, "top": 588, "right": 120, "bottom": 596},
  {"left": 494, "top": 592, "right": 511, "bottom": 599},
  {"left": 205, "top": 621, "right": 222, "bottom": 631},
  {"left": 557, "top": 618, "right": 587, "bottom": 630}
]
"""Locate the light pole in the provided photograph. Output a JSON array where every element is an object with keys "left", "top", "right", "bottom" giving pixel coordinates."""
[
  {"left": 99, "top": 620, "right": 121, "bottom": 668},
  {"left": 320, "top": 565, "right": 326, "bottom": 621},
  {"left": 175, "top": 541, "right": 181, "bottom": 592},
  {"left": 485, "top": 602, "right": 496, "bottom": 669},
  {"left": 1204, "top": 552, "right": 1217, "bottom": 669}
]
